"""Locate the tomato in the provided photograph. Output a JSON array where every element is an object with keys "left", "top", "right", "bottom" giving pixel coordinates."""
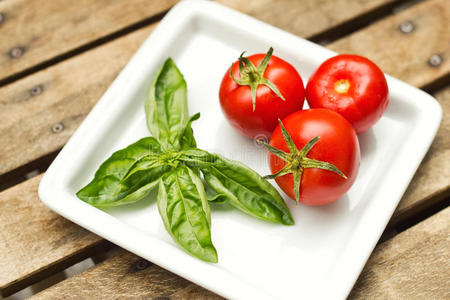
[
  {"left": 261, "top": 109, "right": 360, "bottom": 206},
  {"left": 306, "top": 54, "right": 388, "bottom": 134},
  {"left": 219, "top": 47, "right": 305, "bottom": 138}
]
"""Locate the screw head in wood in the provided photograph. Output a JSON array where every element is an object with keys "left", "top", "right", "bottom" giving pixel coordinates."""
[
  {"left": 399, "top": 21, "right": 414, "bottom": 34},
  {"left": 51, "top": 123, "right": 64, "bottom": 133},
  {"left": 30, "top": 85, "right": 43, "bottom": 96},
  {"left": 133, "top": 258, "right": 151, "bottom": 271},
  {"left": 10, "top": 47, "right": 24, "bottom": 59},
  {"left": 428, "top": 54, "right": 443, "bottom": 67}
]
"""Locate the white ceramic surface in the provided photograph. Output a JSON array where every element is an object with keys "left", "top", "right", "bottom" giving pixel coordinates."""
[{"left": 39, "top": 1, "right": 442, "bottom": 299}]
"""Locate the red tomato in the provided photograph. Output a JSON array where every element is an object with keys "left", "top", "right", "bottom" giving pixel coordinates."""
[
  {"left": 219, "top": 48, "right": 305, "bottom": 138},
  {"left": 306, "top": 54, "right": 388, "bottom": 134},
  {"left": 265, "top": 109, "right": 360, "bottom": 206}
]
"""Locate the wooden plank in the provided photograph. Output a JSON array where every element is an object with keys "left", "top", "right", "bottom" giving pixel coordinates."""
[
  {"left": 31, "top": 249, "right": 223, "bottom": 300},
  {"left": 216, "top": 0, "right": 399, "bottom": 39},
  {"left": 393, "top": 87, "right": 450, "bottom": 222},
  {"left": 328, "top": 0, "right": 450, "bottom": 88},
  {"left": 350, "top": 206, "right": 450, "bottom": 299},
  {"left": 0, "top": 24, "right": 157, "bottom": 177},
  {"left": 31, "top": 207, "right": 450, "bottom": 299},
  {"left": 0, "top": 175, "right": 106, "bottom": 297},
  {"left": 0, "top": 0, "right": 177, "bottom": 83}
]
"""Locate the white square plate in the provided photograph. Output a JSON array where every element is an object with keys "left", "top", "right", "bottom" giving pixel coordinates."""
[{"left": 39, "top": 1, "right": 442, "bottom": 299}]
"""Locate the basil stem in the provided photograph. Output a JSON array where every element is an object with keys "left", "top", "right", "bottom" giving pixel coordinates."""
[
  {"left": 157, "top": 166, "right": 217, "bottom": 263},
  {"left": 180, "top": 149, "right": 294, "bottom": 225},
  {"left": 145, "top": 58, "right": 189, "bottom": 150},
  {"left": 76, "top": 137, "right": 170, "bottom": 207}
]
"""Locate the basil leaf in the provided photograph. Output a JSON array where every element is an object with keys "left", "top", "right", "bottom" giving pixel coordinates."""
[
  {"left": 180, "top": 150, "right": 294, "bottom": 225},
  {"left": 145, "top": 58, "right": 188, "bottom": 150},
  {"left": 179, "top": 112, "right": 200, "bottom": 150},
  {"left": 179, "top": 148, "right": 215, "bottom": 164},
  {"left": 76, "top": 137, "right": 170, "bottom": 207},
  {"left": 157, "top": 166, "right": 218, "bottom": 263},
  {"left": 207, "top": 193, "right": 228, "bottom": 204},
  {"left": 205, "top": 182, "right": 228, "bottom": 204}
]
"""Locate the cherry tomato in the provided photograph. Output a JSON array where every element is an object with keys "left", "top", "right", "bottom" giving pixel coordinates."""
[
  {"left": 262, "top": 109, "right": 360, "bottom": 206},
  {"left": 219, "top": 48, "right": 305, "bottom": 138},
  {"left": 306, "top": 54, "right": 388, "bottom": 134}
]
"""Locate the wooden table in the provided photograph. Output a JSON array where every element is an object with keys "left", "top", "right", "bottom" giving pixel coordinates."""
[{"left": 0, "top": 0, "right": 449, "bottom": 298}]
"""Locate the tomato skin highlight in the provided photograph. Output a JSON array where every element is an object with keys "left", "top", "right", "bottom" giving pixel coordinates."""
[
  {"left": 306, "top": 54, "right": 388, "bottom": 134},
  {"left": 220, "top": 53, "right": 305, "bottom": 138},
  {"left": 269, "top": 109, "right": 360, "bottom": 206}
]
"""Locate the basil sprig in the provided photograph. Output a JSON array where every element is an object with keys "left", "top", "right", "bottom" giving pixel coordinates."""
[{"left": 77, "top": 58, "right": 294, "bottom": 263}]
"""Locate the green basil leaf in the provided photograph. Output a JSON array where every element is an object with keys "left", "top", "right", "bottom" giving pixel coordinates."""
[
  {"left": 157, "top": 166, "right": 218, "bottom": 263},
  {"left": 145, "top": 58, "right": 189, "bottom": 150},
  {"left": 76, "top": 137, "right": 170, "bottom": 207},
  {"left": 178, "top": 148, "right": 218, "bottom": 166},
  {"left": 204, "top": 182, "right": 228, "bottom": 204},
  {"left": 207, "top": 193, "right": 228, "bottom": 204},
  {"left": 181, "top": 150, "right": 294, "bottom": 225},
  {"left": 179, "top": 112, "right": 200, "bottom": 150}
]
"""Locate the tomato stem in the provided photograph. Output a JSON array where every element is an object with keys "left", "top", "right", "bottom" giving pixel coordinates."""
[
  {"left": 257, "top": 119, "right": 347, "bottom": 204},
  {"left": 229, "top": 47, "right": 286, "bottom": 111}
]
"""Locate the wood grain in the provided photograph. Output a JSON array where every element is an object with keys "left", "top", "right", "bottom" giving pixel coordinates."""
[
  {"left": 0, "top": 175, "right": 104, "bottom": 297},
  {"left": 393, "top": 87, "right": 450, "bottom": 222},
  {"left": 217, "top": 0, "right": 397, "bottom": 39},
  {"left": 350, "top": 206, "right": 450, "bottom": 299},
  {"left": 31, "top": 207, "right": 450, "bottom": 299},
  {"left": 0, "top": 24, "right": 157, "bottom": 177},
  {"left": 328, "top": 0, "right": 449, "bottom": 88},
  {"left": 0, "top": 0, "right": 403, "bottom": 85},
  {"left": 31, "top": 249, "right": 223, "bottom": 300},
  {"left": 0, "top": 0, "right": 176, "bottom": 82},
  {"left": 0, "top": 0, "right": 449, "bottom": 296}
]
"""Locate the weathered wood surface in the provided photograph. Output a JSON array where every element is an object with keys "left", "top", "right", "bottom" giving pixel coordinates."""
[
  {"left": 0, "top": 0, "right": 176, "bottom": 82},
  {"left": 0, "top": 0, "right": 401, "bottom": 84},
  {"left": 0, "top": 0, "right": 449, "bottom": 297},
  {"left": 350, "top": 206, "right": 450, "bottom": 299},
  {"left": 0, "top": 175, "right": 104, "bottom": 296},
  {"left": 394, "top": 87, "right": 450, "bottom": 222},
  {"left": 329, "top": 0, "right": 450, "bottom": 89},
  {"left": 31, "top": 206, "right": 450, "bottom": 299},
  {"left": 217, "top": 0, "right": 399, "bottom": 39},
  {"left": 0, "top": 24, "right": 157, "bottom": 178},
  {"left": 30, "top": 249, "right": 223, "bottom": 300}
]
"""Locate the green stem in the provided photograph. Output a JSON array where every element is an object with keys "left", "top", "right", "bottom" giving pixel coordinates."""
[{"left": 229, "top": 47, "right": 285, "bottom": 111}]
